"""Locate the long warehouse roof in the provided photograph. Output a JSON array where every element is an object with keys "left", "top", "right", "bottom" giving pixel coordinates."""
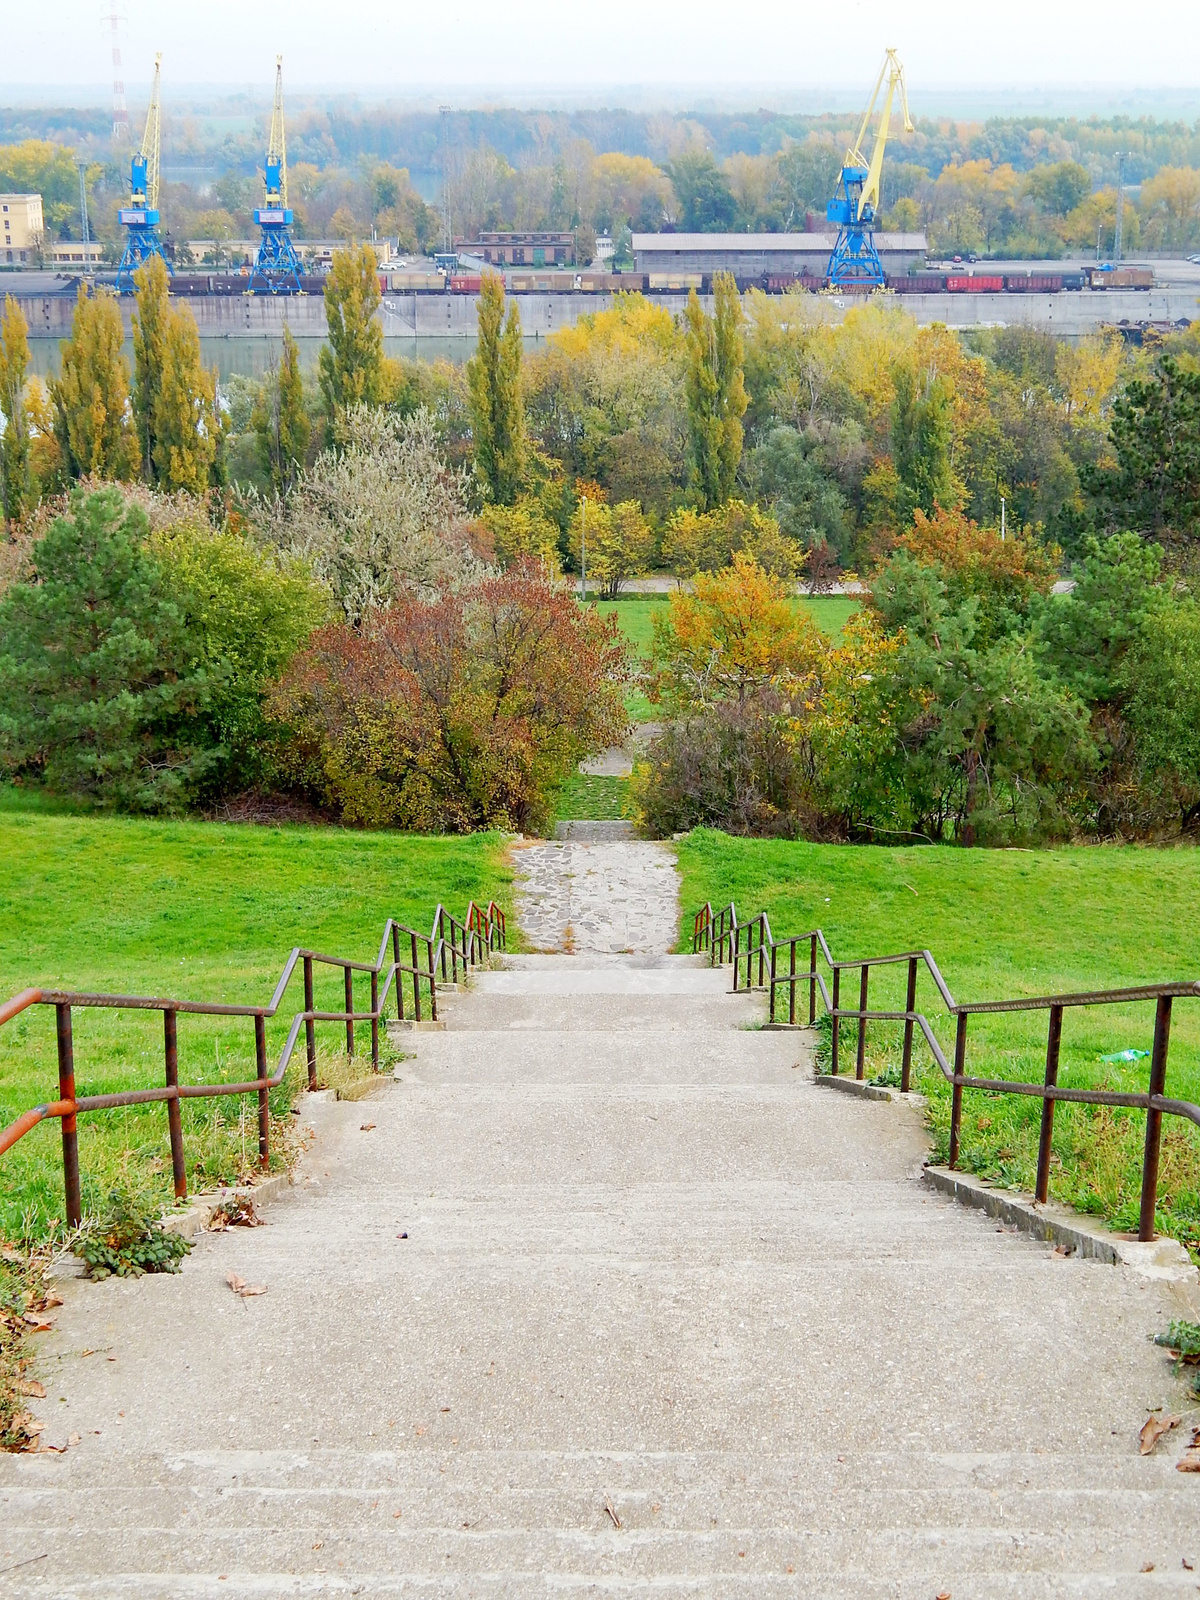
[{"left": 632, "top": 232, "right": 927, "bottom": 251}]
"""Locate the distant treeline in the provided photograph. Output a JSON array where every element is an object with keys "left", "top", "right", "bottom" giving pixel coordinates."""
[{"left": 4, "top": 104, "right": 1200, "bottom": 191}]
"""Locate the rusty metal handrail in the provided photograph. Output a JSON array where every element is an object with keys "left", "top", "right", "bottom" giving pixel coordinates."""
[
  {"left": 0, "top": 898, "right": 507, "bottom": 1229},
  {"left": 693, "top": 899, "right": 1200, "bottom": 1244}
]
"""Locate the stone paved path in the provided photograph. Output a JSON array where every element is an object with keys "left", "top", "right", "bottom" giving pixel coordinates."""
[
  {"left": 3, "top": 843, "right": 1199, "bottom": 1595},
  {"left": 513, "top": 838, "right": 679, "bottom": 953}
]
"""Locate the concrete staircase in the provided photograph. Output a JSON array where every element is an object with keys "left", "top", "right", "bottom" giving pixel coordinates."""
[{"left": 2, "top": 949, "right": 1199, "bottom": 1595}]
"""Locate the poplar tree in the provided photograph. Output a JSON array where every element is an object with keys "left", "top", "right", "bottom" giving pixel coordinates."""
[
  {"left": 132, "top": 256, "right": 218, "bottom": 494},
  {"left": 252, "top": 326, "right": 310, "bottom": 493},
  {"left": 0, "top": 295, "right": 31, "bottom": 527},
  {"left": 318, "top": 245, "right": 384, "bottom": 437},
  {"left": 891, "top": 363, "right": 955, "bottom": 520},
  {"left": 683, "top": 272, "right": 747, "bottom": 510},
  {"left": 153, "top": 308, "right": 219, "bottom": 494},
  {"left": 51, "top": 284, "right": 140, "bottom": 481},
  {"left": 131, "top": 255, "right": 171, "bottom": 479},
  {"left": 467, "top": 272, "right": 526, "bottom": 505}
]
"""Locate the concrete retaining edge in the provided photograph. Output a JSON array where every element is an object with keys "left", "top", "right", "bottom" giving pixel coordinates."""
[
  {"left": 921, "top": 1165, "right": 1198, "bottom": 1286},
  {"left": 813, "top": 1071, "right": 928, "bottom": 1108}
]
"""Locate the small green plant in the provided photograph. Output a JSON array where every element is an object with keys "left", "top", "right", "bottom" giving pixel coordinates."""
[
  {"left": 75, "top": 1189, "right": 192, "bottom": 1280},
  {"left": 1155, "top": 1319, "right": 1200, "bottom": 1374},
  {"left": 868, "top": 1063, "right": 904, "bottom": 1089}
]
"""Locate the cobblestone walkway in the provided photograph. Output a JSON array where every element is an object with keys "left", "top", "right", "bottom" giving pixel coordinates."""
[{"left": 513, "top": 838, "right": 680, "bottom": 953}]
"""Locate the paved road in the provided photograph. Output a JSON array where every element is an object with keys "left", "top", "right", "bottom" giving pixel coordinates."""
[{"left": 2, "top": 843, "right": 1198, "bottom": 1595}]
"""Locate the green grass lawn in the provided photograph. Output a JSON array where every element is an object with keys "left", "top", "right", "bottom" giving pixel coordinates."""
[
  {"left": 554, "top": 773, "right": 633, "bottom": 821},
  {"left": 676, "top": 829, "right": 1200, "bottom": 1251},
  {"left": 0, "top": 804, "right": 511, "bottom": 1242}
]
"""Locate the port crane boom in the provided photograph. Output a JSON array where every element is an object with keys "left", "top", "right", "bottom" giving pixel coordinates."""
[
  {"left": 116, "top": 53, "right": 171, "bottom": 292},
  {"left": 826, "top": 48, "right": 913, "bottom": 288},
  {"left": 250, "top": 57, "right": 303, "bottom": 294}
]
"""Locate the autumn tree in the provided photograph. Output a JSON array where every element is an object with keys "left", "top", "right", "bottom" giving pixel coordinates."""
[
  {"left": 651, "top": 551, "right": 823, "bottom": 709},
  {"left": 131, "top": 255, "right": 170, "bottom": 479},
  {"left": 661, "top": 499, "right": 797, "bottom": 579},
  {"left": 683, "top": 273, "right": 747, "bottom": 509},
  {"left": 1086, "top": 354, "right": 1200, "bottom": 544},
  {"left": 273, "top": 564, "right": 630, "bottom": 832},
  {"left": 318, "top": 245, "right": 384, "bottom": 436},
  {"left": 479, "top": 497, "right": 561, "bottom": 573},
  {"left": 0, "top": 295, "right": 31, "bottom": 526},
  {"left": 568, "top": 497, "right": 654, "bottom": 597},
  {"left": 51, "top": 285, "right": 140, "bottom": 482},
  {"left": 252, "top": 326, "right": 310, "bottom": 493},
  {"left": 468, "top": 273, "right": 526, "bottom": 505},
  {"left": 891, "top": 360, "right": 956, "bottom": 520}
]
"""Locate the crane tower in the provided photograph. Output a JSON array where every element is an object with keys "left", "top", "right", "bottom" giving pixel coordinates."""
[
  {"left": 826, "top": 48, "right": 913, "bottom": 288},
  {"left": 116, "top": 54, "right": 171, "bottom": 293},
  {"left": 250, "top": 58, "right": 303, "bottom": 294}
]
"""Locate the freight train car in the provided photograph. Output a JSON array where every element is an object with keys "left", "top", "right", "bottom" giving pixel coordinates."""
[{"left": 169, "top": 272, "right": 327, "bottom": 295}]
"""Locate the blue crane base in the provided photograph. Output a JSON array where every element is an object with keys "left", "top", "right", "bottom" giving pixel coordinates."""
[
  {"left": 250, "top": 227, "right": 304, "bottom": 294},
  {"left": 116, "top": 229, "right": 172, "bottom": 294},
  {"left": 826, "top": 226, "right": 886, "bottom": 289}
]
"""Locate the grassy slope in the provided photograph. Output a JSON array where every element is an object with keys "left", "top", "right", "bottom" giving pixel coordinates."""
[
  {"left": 0, "top": 806, "right": 511, "bottom": 1241},
  {"left": 676, "top": 830, "right": 1200, "bottom": 1249}
]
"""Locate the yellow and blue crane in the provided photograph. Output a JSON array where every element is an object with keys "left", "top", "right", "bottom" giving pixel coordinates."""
[
  {"left": 116, "top": 53, "right": 170, "bottom": 293},
  {"left": 826, "top": 48, "right": 913, "bottom": 288},
  {"left": 250, "top": 58, "right": 303, "bottom": 294}
]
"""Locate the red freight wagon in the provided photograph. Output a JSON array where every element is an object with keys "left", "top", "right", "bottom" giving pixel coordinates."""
[
  {"left": 946, "top": 275, "right": 1004, "bottom": 292},
  {"left": 449, "top": 274, "right": 482, "bottom": 293}
]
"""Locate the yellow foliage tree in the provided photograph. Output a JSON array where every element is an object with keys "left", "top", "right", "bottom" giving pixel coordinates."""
[
  {"left": 51, "top": 285, "right": 140, "bottom": 482},
  {"left": 1056, "top": 331, "right": 1124, "bottom": 424},
  {"left": 480, "top": 497, "right": 561, "bottom": 574},
  {"left": 650, "top": 551, "right": 824, "bottom": 709},
  {"left": 569, "top": 497, "right": 655, "bottom": 598}
]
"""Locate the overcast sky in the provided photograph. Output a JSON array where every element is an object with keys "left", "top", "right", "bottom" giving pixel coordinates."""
[{"left": 6, "top": 0, "right": 1200, "bottom": 94}]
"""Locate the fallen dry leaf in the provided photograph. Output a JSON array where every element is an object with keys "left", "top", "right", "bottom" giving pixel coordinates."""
[
  {"left": 604, "top": 1495, "right": 622, "bottom": 1530},
  {"left": 68, "top": 1432, "right": 81, "bottom": 1446},
  {"left": 1184, "top": 1557, "right": 1195, "bottom": 1570},
  {"left": 41, "top": 1294, "right": 63, "bottom": 1309},
  {"left": 1142, "top": 1562, "right": 1156, "bottom": 1572},
  {"left": 360, "top": 1123, "right": 376, "bottom": 1132},
  {"left": 21, "top": 1312, "right": 55, "bottom": 1331},
  {"left": 16, "top": 1379, "right": 46, "bottom": 1399},
  {"left": 1140, "top": 1412, "right": 1182, "bottom": 1455},
  {"left": 225, "top": 1272, "right": 267, "bottom": 1299},
  {"left": 936, "top": 1593, "right": 951, "bottom": 1599},
  {"left": 1178, "top": 1429, "right": 1200, "bottom": 1473}
]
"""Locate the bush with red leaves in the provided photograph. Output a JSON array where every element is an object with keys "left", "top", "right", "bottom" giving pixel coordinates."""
[{"left": 273, "top": 562, "right": 631, "bottom": 832}]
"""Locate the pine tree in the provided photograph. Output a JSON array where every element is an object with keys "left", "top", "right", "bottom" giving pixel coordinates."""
[
  {"left": 318, "top": 245, "right": 384, "bottom": 437},
  {"left": 153, "top": 305, "right": 219, "bottom": 494},
  {"left": 0, "top": 295, "right": 31, "bottom": 527},
  {"left": 252, "top": 326, "right": 311, "bottom": 493},
  {"left": 51, "top": 285, "right": 140, "bottom": 482},
  {"left": 131, "top": 255, "right": 170, "bottom": 480},
  {"left": 467, "top": 273, "right": 526, "bottom": 505},
  {"left": 683, "top": 272, "right": 747, "bottom": 510}
]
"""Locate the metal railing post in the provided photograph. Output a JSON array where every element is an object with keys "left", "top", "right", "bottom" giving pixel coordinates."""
[
  {"left": 255, "top": 1012, "right": 269, "bottom": 1169},
  {"left": 163, "top": 1009, "right": 186, "bottom": 1201},
  {"left": 344, "top": 965, "right": 355, "bottom": 1058},
  {"left": 370, "top": 969, "right": 379, "bottom": 1071},
  {"left": 1035, "top": 1004, "right": 1063, "bottom": 1204},
  {"left": 856, "top": 964, "right": 869, "bottom": 1080},
  {"left": 758, "top": 920, "right": 765, "bottom": 988},
  {"left": 410, "top": 930, "right": 422, "bottom": 1022},
  {"left": 303, "top": 955, "right": 317, "bottom": 1088},
  {"left": 831, "top": 968, "right": 840, "bottom": 1075},
  {"left": 808, "top": 935, "right": 817, "bottom": 1026},
  {"left": 769, "top": 942, "right": 777, "bottom": 1022},
  {"left": 393, "top": 925, "right": 404, "bottom": 1020},
  {"left": 55, "top": 1002, "right": 81, "bottom": 1230},
  {"left": 949, "top": 1012, "right": 969, "bottom": 1168},
  {"left": 1139, "top": 995, "right": 1172, "bottom": 1242},
  {"left": 901, "top": 956, "right": 917, "bottom": 1093},
  {"left": 789, "top": 939, "right": 797, "bottom": 1026},
  {"left": 732, "top": 924, "right": 741, "bottom": 992}
]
